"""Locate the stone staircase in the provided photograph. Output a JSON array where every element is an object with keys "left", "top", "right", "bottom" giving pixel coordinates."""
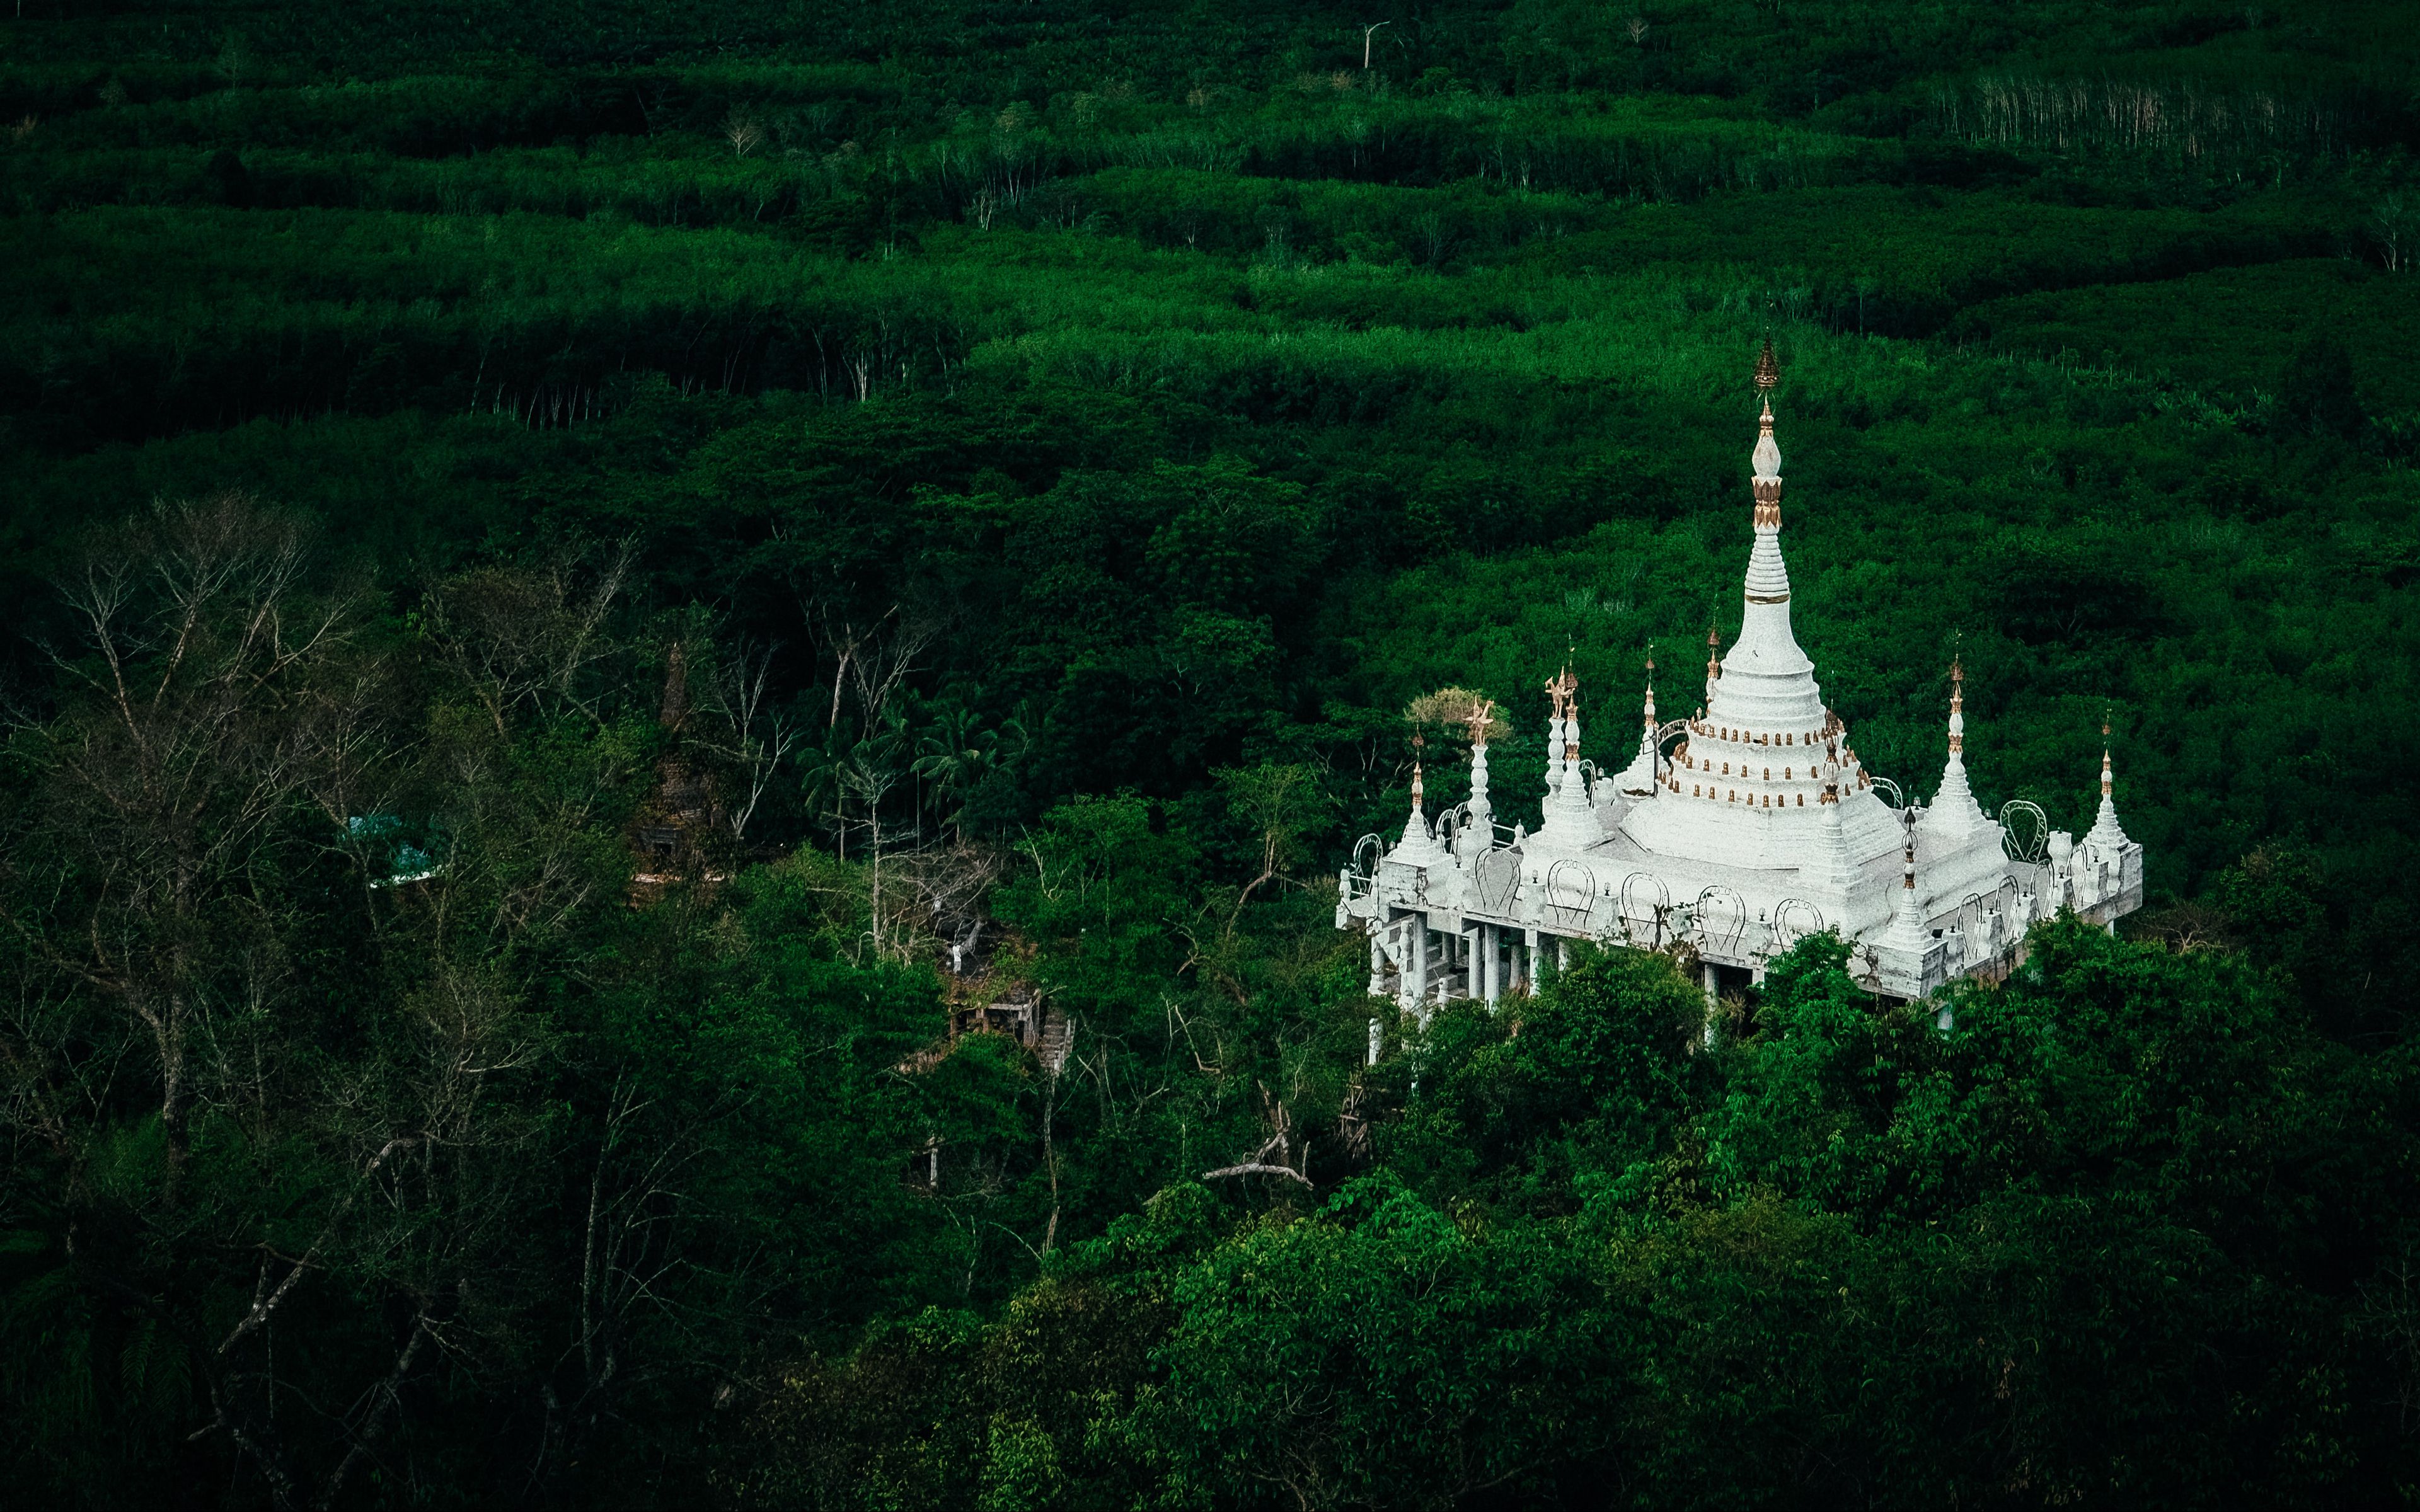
[{"left": 1035, "top": 1004, "right": 1073, "bottom": 1074}]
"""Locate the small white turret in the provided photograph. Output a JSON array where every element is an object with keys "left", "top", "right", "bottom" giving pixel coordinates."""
[
  {"left": 1871, "top": 805, "right": 1949, "bottom": 999},
  {"left": 1386, "top": 760, "right": 1441, "bottom": 868},
  {"left": 1803, "top": 748, "right": 1862, "bottom": 899},
  {"left": 2083, "top": 722, "right": 2131, "bottom": 852},
  {"left": 1879, "top": 812, "right": 1928, "bottom": 954},
  {"left": 1609, "top": 654, "right": 1661, "bottom": 798},
  {"left": 1924, "top": 658, "right": 1989, "bottom": 843}
]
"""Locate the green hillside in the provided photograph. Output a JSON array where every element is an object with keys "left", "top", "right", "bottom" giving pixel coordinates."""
[{"left": 2, "top": 0, "right": 2417, "bottom": 1504}]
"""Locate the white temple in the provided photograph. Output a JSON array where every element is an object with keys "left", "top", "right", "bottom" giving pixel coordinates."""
[{"left": 1336, "top": 346, "right": 2144, "bottom": 1012}]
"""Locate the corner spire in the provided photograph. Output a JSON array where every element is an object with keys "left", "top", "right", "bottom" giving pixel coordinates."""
[
  {"left": 1879, "top": 808, "right": 1930, "bottom": 953},
  {"left": 1804, "top": 739, "right": 1861, "bottom": 897},
  {"left": 1611, "top": 653, "right": 1661, "bottom": 798},
  {"left": 2083, "top": 718, "right": 2131, "bottom": 850},
  {"left": 1925, "top": 655, "right": 1988, "bottom": 839},
  {"left": 1387, "top": 753, "right": 1439, "bottom": 866}
]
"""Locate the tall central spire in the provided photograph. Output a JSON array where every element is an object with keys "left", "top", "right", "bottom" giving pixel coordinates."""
[
  {"left": 1746, "top": 358, "right": 1787, "bottom": 604},
  {"left": 1708, "top": 339, "right": 1822, "bottom": 732}
]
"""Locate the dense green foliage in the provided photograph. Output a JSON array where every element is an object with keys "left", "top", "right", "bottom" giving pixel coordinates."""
[{"left": 3, "top": 0, "right": 2418, "bottom": 1504}]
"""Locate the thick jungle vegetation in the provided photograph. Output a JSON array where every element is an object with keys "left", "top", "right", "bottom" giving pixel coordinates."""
[{"left": 3, "top": 0, "right": 2417, "bottom": 1505}]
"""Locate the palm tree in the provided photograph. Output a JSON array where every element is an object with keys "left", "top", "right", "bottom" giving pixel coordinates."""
[{"left": 914, "top": 704, "right": 994, "bottom": 842}]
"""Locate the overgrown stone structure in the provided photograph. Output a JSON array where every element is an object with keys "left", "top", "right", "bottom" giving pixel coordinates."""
[{"left": 1337, "top": 348, "right": 2143, "bottom": 1011}]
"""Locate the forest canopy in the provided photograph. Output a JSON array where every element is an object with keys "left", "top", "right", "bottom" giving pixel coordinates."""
[{"left": 1, "top": 0, "right": 2417, "bottom": 1506}]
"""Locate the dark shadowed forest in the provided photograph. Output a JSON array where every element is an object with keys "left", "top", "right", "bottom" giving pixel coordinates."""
[{"left": 3, "top": 0, "right": 2419, "bottom": 1505}]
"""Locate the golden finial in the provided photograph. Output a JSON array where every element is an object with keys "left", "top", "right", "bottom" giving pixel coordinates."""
[
  {"left": 1456, "top": 696, "right": 1498, "bottom": 746},
  {"left": 1753, "top": 336, "right": 1779, "bottom": 392},
  {"left": 1541, "top": 667, "right": 1577, "bottom": 721}
]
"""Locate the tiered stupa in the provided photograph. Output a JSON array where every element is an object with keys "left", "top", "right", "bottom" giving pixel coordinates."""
[{"left": 1340, "top": 342, "right": 2146, "bottom": 1010}]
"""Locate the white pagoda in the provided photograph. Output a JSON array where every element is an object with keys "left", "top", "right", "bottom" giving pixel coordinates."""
[{"left": 1337, "top": 346, "right": 2144, "bottom": 1012}]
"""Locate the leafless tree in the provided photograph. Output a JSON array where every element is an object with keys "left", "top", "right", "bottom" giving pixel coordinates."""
[
  {"left": 423, "top": 546, "right": 632, "bottom": 736},
  {"left": 725, "top": 108, "right": 766, "bottom": 158},
  {"left": 2375, "top": 192, "right": 2415, "bottom": 274},
  {"left": 697, "top": 637, "right": 802, "bottom": 844},
  {"left": 0, "top": 496, "right": 662, "bottom": 1506},
  {"left": 13, "top": 495, "right": 352, "bottom": 1203}
]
